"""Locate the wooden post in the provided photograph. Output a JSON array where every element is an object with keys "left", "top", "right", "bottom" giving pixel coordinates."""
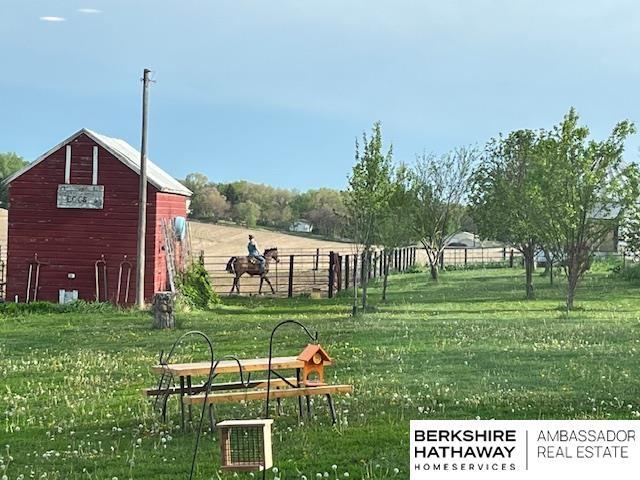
[
  {"left": 372, "top": 252, "right": 377, "bottom": 279},
  {"left": 315, "top": 248, "right": 320, "bottom": 271},
  {"left": 344, "top": 254, "right": 350, "bottom": 290},
  {"left": 502, "top": 247, "right": 506, "bottom": 260},
  {"left": 353, "top": 255, "right": 358, "bottom": 286},
  {"left": 288, "top": 255, "right": 294, "bottom": 298},
  {"left": 337, "top": 255, "right": 342, "bottom": 292},
  {"left": 152, "top": 291, "right": 175, "bottom": 329},
  {"left": 509, "top": 249, "right": 514, "bottom": 268},
  {"left": 135, "top": 68, "right": 152, "bottom": 309},
  {"left": 328, "top": 252, "right": 335, "bottom": 298},
  {"left": 464, "top": 248, "right": 468, "bottom": 266}
]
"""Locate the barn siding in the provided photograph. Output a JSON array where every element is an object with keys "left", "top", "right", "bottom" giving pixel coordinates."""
[
  {"left": 6, "top": 133, "right": 188, "bottom": 304},
  {"left": 151, "top": 193, "right": 188, "bottom": 293}
]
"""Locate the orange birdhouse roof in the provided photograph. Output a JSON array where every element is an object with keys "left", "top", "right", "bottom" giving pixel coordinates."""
[{"left": 297, "top": 344, "right": 333, "bottom": 365}]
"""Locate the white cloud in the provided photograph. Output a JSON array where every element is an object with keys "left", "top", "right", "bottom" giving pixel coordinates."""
[
  {"left": 39, "top": 16, "right": 66, "bottom": 22},
  {"left": 77, "top": 8, "right": 102, "bottom": 14}
]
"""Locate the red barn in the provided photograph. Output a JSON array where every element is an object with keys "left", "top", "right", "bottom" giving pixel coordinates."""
[{"left": 4, "top": 128, "right": 192, "bottom": 304}]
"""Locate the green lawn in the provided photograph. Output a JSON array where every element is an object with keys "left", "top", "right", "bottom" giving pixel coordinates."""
[{"left": 1, "top": 267, "right": 639, "bottom": 479}]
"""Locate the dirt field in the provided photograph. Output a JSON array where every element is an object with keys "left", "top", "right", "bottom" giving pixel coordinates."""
[{"left": 188, "top": 221, "right": 358, "bottom": 257}]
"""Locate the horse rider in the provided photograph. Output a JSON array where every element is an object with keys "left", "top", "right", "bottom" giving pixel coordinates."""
[{"left": 247, "top": 234, "right": 266, "bottom": 273}]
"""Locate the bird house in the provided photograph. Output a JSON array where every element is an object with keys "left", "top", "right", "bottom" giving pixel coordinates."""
[
  {"left": 297, "top": 344, "right": 332, "bottom": 386},
  {"left": 217, "top": 419, "right": 273, "bottom": 472}
]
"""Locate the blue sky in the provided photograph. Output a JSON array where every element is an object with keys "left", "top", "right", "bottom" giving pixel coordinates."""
[{"left": 1, "top": 1, "right": 639, "bottom": 190}]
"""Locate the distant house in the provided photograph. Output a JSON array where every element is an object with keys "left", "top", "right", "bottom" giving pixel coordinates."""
[{"left": 290, "top": 219, "right": 313, "bottom": 233}]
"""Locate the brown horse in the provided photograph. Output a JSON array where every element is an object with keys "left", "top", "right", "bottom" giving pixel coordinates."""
[{"left": 225, "top": 247, "right": 280, "bottom": 294}]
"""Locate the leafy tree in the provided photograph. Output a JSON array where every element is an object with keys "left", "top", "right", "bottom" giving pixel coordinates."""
[
  {"left": 199, "top": 187, "right": 230, "bottom": 221},
  {"left": 538, "top": 108, "right": 639, "bottom": 309},
  {"left": 378, "top": 163, "right": 414, "bottom": 300},
  {"left": 470, "top": 131, "right": 545, "bottom": 298},
  {"left": 0, "top": 152, "right": 29, "bottom": 207},
  {"left": 346, "top": 121, "right": 393, "bottom": 311},
  {"left": 299, "top": 188, "right": 347, "bottom": 237},
  {"left": 409, "top": 148, "right": 476, "bottom": 281},
  {"left": 234, "top": 200, "right": 261, "bottom": 228},
  {"left": 620, "top": 205, "right": 640, "bottom": 257}
]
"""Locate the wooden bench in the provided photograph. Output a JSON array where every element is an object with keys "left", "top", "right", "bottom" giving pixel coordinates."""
[
  {"left": 142, "top": 377, "right": 298, "bottom": 397},
  {"left": 183, "top": 384, "right": 353, "bottom": 405}
]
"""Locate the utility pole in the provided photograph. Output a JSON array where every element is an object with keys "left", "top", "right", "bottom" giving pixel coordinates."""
[{"left": 136, "top": 68, "right": 152, "bottom": 308}]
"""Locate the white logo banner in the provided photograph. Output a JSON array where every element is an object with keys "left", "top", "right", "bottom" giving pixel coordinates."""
[{"left": 410, "top": 420, "right": 640, "bottom": 479}]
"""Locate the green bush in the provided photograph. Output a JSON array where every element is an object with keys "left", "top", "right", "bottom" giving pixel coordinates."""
[
  {"left": 177, "top": 259, "right": 219, "bottom": 309},
  {"left": 620, "top": 264, "right": 640, "bottom": 282},
  {"left": 443, "top": 260, "right": 511, "bottom": 271},
  {"left": 0, "top": 300, "right": 121, "bottom": 317}
]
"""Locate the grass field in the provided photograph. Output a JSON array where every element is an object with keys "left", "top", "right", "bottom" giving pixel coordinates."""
[{"left": 2, "top": 266, "right": 640, "bottom": 479}]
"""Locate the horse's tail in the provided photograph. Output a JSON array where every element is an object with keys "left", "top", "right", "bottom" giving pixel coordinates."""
[{"left": 226, "top": 257, "right": 237, "bottom": 274}]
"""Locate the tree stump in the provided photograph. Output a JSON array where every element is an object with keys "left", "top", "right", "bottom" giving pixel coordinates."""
[{"left": 152, "top": 291, "right": 175, "bottom": 329}]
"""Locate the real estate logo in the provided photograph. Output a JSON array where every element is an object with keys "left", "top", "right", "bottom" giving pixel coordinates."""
[{"left": 410, "top": 420, "right": 640, "bottom": 479}]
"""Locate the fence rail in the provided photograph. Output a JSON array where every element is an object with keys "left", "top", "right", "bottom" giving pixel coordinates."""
[{"left": 203, "top": 246, "right": 417, "bottom": 297}]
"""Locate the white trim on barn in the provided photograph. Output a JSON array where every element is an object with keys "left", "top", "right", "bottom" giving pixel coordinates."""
[
  {"left": 64, "top": 145, "right": 71, "bottom": 184},
  {"left": 3, "top": 128, "right": 192, "bottom": 197},
  {"left": 92, "top": 146, "right": 99, "bottom": 185}
]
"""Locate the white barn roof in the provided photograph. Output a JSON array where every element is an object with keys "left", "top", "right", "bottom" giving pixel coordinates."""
[{"left": 4, "top": 128, "right": 192, "bottom": 197}]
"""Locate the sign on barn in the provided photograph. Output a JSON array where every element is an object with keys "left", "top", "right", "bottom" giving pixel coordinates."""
[
  {"left": 3, "top": 128, "right": 192, "bottom": 305},
  {"left": 57, "top": 184, "right": 105, "bottom": 209}
]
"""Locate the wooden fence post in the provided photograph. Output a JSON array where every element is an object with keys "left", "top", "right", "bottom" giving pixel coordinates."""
[
  {"left": 328, "top": 251, "right": 335, "bottom": 298},
  {"left": 509, "top": 249, "right": 514, "bottom": 268},
  {"left": 502, "top": 247, "right": 506, "bottom": 260},
  {"left": 372, "top": 252, "right": 377, "bottom": 279},
  {"left": 345, "top": 254, "right": 350, "bottom": 290},
  {"left": 288, "top": 255, "right": 294, "bottom": 298},
  {"left": 353, "top": 255, "right": 358, "bottom": 286},
  {"left": 315, "top": 248, "right": 320, "bottom": 271},
  {"left": 337, "top": 254, "right": 342, "bottom": 292}
]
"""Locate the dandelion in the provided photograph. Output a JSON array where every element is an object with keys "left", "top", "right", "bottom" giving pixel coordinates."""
[
  {"left": 393, "top": 468, "right": 400, "bottom": 475},
  {"left": 273, "top": 467, "right": 279, "bottom": 473},
  {"left": 332, "top": 465, "right": 337, "bottom": 471},
  {"left": 343, "top": 473, "right": 349, "bottom": 478}
]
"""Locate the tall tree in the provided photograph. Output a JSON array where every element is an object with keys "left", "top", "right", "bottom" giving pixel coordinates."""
[
  {"left": 538, "top": 108, "right": 639, "bottom": 309},
  {"left": 470, "top": 131, "right": 545, "bottom": 298},
  {"left": 378, "top": 163, "right": 414, "bottom": 300},
  {"left": 0, "top": 152, "right": 29, "bottom": 207},
  {"left": 409, "top": 148, "right": 476, "bottom": 281},
  {"left": 346, "top": 121, "right": 393, "bottom": 311}
]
